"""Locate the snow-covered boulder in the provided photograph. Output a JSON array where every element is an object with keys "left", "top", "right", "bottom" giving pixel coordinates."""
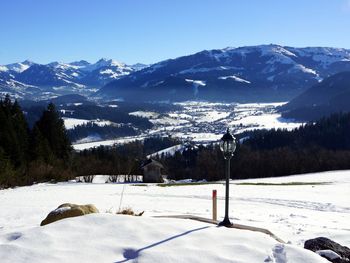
[
  {"left": 304, "top": 237, "right": 350, "bottom": 263},
  {"left": 316, "top": 250, "right": 342, "bottom": 262},
  {"left": 40, "top": 203, "right": 99, "bottom": 226}
]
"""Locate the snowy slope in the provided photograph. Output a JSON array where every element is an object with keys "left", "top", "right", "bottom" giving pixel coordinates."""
[
  {"left": 0, "top": 170, "right": 349, "bottom": 262},
  {"left": 146, "top": 144, "right": 184, "bottom": 158},
  {"left": 4, "top": 60, "right": 34, "bottom": 73},
  {"left": 0, "top": 214, "right": 328, "bottom": 263}
]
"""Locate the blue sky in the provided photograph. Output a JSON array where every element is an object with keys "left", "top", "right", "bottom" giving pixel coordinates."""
[{"left": 1, "top": 0, "right": 350, "bottom": 65}]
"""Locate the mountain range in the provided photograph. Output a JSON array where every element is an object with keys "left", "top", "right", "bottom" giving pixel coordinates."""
[
  {"left": 1, "top": 44, "right": 350, "bottom": 102},
  {"left": 98, "top": 44, "right": 350, "bottom": 102},
  {"left": 0, "top": 59, "right": 147, "bottom": 100}
]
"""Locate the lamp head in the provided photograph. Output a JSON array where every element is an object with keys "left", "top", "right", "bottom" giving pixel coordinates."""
[{"left": 220, "top": 128, "right": 236, "bottom": 159}]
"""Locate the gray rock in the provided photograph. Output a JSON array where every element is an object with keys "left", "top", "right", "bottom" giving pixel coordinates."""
[{"left": 304, "top": 237, "right": 350, "bottom": 263}]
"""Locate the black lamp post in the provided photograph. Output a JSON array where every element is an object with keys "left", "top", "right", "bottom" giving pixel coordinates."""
[{"left": 218, "top": 128, "right": 236, "bottom": 227}]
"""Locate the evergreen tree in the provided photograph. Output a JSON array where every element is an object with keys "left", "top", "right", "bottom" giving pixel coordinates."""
[
  {"left": 29, "top": 124, "right": 54, "bottom": 163},
  {"left": 35, "top": 103, "right": 72, "bottom": 160}
]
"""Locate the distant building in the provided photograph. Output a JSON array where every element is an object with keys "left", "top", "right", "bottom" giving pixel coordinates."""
[{"left": 141, "top": 159, "right": 164, "bottom": 183}]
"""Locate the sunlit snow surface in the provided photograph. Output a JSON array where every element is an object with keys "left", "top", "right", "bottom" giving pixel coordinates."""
[
  {"left": 63, "top": 117, "right": 119, "bottom": 129},
  {"left": 73, "top": 101, "right": 303, "bottom": 150},
  {"left": 1, "top": 170, "right": 349, "bottom": 262}
]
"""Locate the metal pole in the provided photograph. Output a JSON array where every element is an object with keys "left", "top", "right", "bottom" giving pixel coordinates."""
[
  {"left": 225, "top": 158, "right": 230, "bottom": 222},
  {"left": 219, "top": 157, "right": 232, "bottom": 226}
]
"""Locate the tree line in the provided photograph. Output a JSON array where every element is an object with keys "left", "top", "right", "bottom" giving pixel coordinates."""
[
  {"left": 68, "top": 123, "right": 137, "bottom": 143},
  {"left": 72, "top": 136, "right": 181, "bottom": 177},
  {"left": 61, "top": 104, "right": 153, "bottom": 130}
]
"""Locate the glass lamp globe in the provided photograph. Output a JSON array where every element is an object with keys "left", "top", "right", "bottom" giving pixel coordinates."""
[{"left": 220, "top": 128, "right": 236, "bottom": 159}]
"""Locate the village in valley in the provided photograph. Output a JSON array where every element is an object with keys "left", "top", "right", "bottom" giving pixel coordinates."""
[{"left": 71, "top": 101, "right": 303, "bottom": 151}]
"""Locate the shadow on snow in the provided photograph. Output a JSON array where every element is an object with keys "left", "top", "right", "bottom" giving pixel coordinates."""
[{"left": 114, "top": 226, "right": 210, "bottom": 262}]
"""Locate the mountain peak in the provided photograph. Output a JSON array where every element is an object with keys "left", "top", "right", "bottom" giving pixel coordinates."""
[
  {"left": 5, "top": 60, "right": 35, "bottom": 73},
  {"left": 22, "top": 60, "right": 35, "bottom": 65},
  {"left": 96, "top": 58, "right": 125, "bottom": 67},
  {"left": 97, "top": 58, "right": 111, "bottom": 63},
  {"left": 69, "top": 60, "right": 91, "bottom": 67}
]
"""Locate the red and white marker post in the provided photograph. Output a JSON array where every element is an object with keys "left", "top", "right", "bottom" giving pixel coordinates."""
[{"left": 212, "top": 190, "right": 217, "bottom": 221}]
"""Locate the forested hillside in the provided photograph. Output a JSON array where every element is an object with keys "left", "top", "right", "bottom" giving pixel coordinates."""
[{"left": 280, "top": 71, "right": 350, "bottom": 121}]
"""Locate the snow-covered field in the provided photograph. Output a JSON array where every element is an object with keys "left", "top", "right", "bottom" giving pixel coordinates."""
[
  {"left": 63, "top": 117, "right": 119, "bottom": 129},
  {"left": 73, "top": 136, "right": 144, "bottom": 151},
  {"left": 129, "top": 111, "right": 160, "bottom": 119},
  {"left": 0, "top": 170, "right": 349, "bottom": 262}
]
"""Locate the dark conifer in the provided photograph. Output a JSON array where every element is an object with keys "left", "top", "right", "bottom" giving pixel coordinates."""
[
  {"left": 35, "top": 103, "right": 72, "bottom": 160},
  {"left": 29, "top": 124, "right": 54, "bottom": 163}
]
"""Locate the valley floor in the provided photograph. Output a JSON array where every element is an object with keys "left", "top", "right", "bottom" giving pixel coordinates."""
[
  {"left": 0, "top": 170, "right": 349, "bottom": 262},
  {"left": 71, "top": 101, "right": 304, "bottom": 150}
]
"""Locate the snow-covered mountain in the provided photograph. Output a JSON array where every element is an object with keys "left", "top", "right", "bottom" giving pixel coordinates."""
[
  {"left": 79, "top": 59, "right": 135, "bottom": 86},
  {"left": 2, "top": 44, "right": 350, "bottom": 102},
  {"left": 0, "top": 59, "right": 146, "bottom": 100},
  {"left": 0, "top": 60, "right": 34, "bottom": 73},
  {"left": 280, "top": 71, "right": 350, "bottom": 121},
  {"left": 98, "top": 44, "right": 350, "bottom": 102}
]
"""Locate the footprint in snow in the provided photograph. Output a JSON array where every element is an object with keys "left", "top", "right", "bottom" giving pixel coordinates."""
[{"left": 272, "top": 244, "right": 287, "bottom": 263}]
